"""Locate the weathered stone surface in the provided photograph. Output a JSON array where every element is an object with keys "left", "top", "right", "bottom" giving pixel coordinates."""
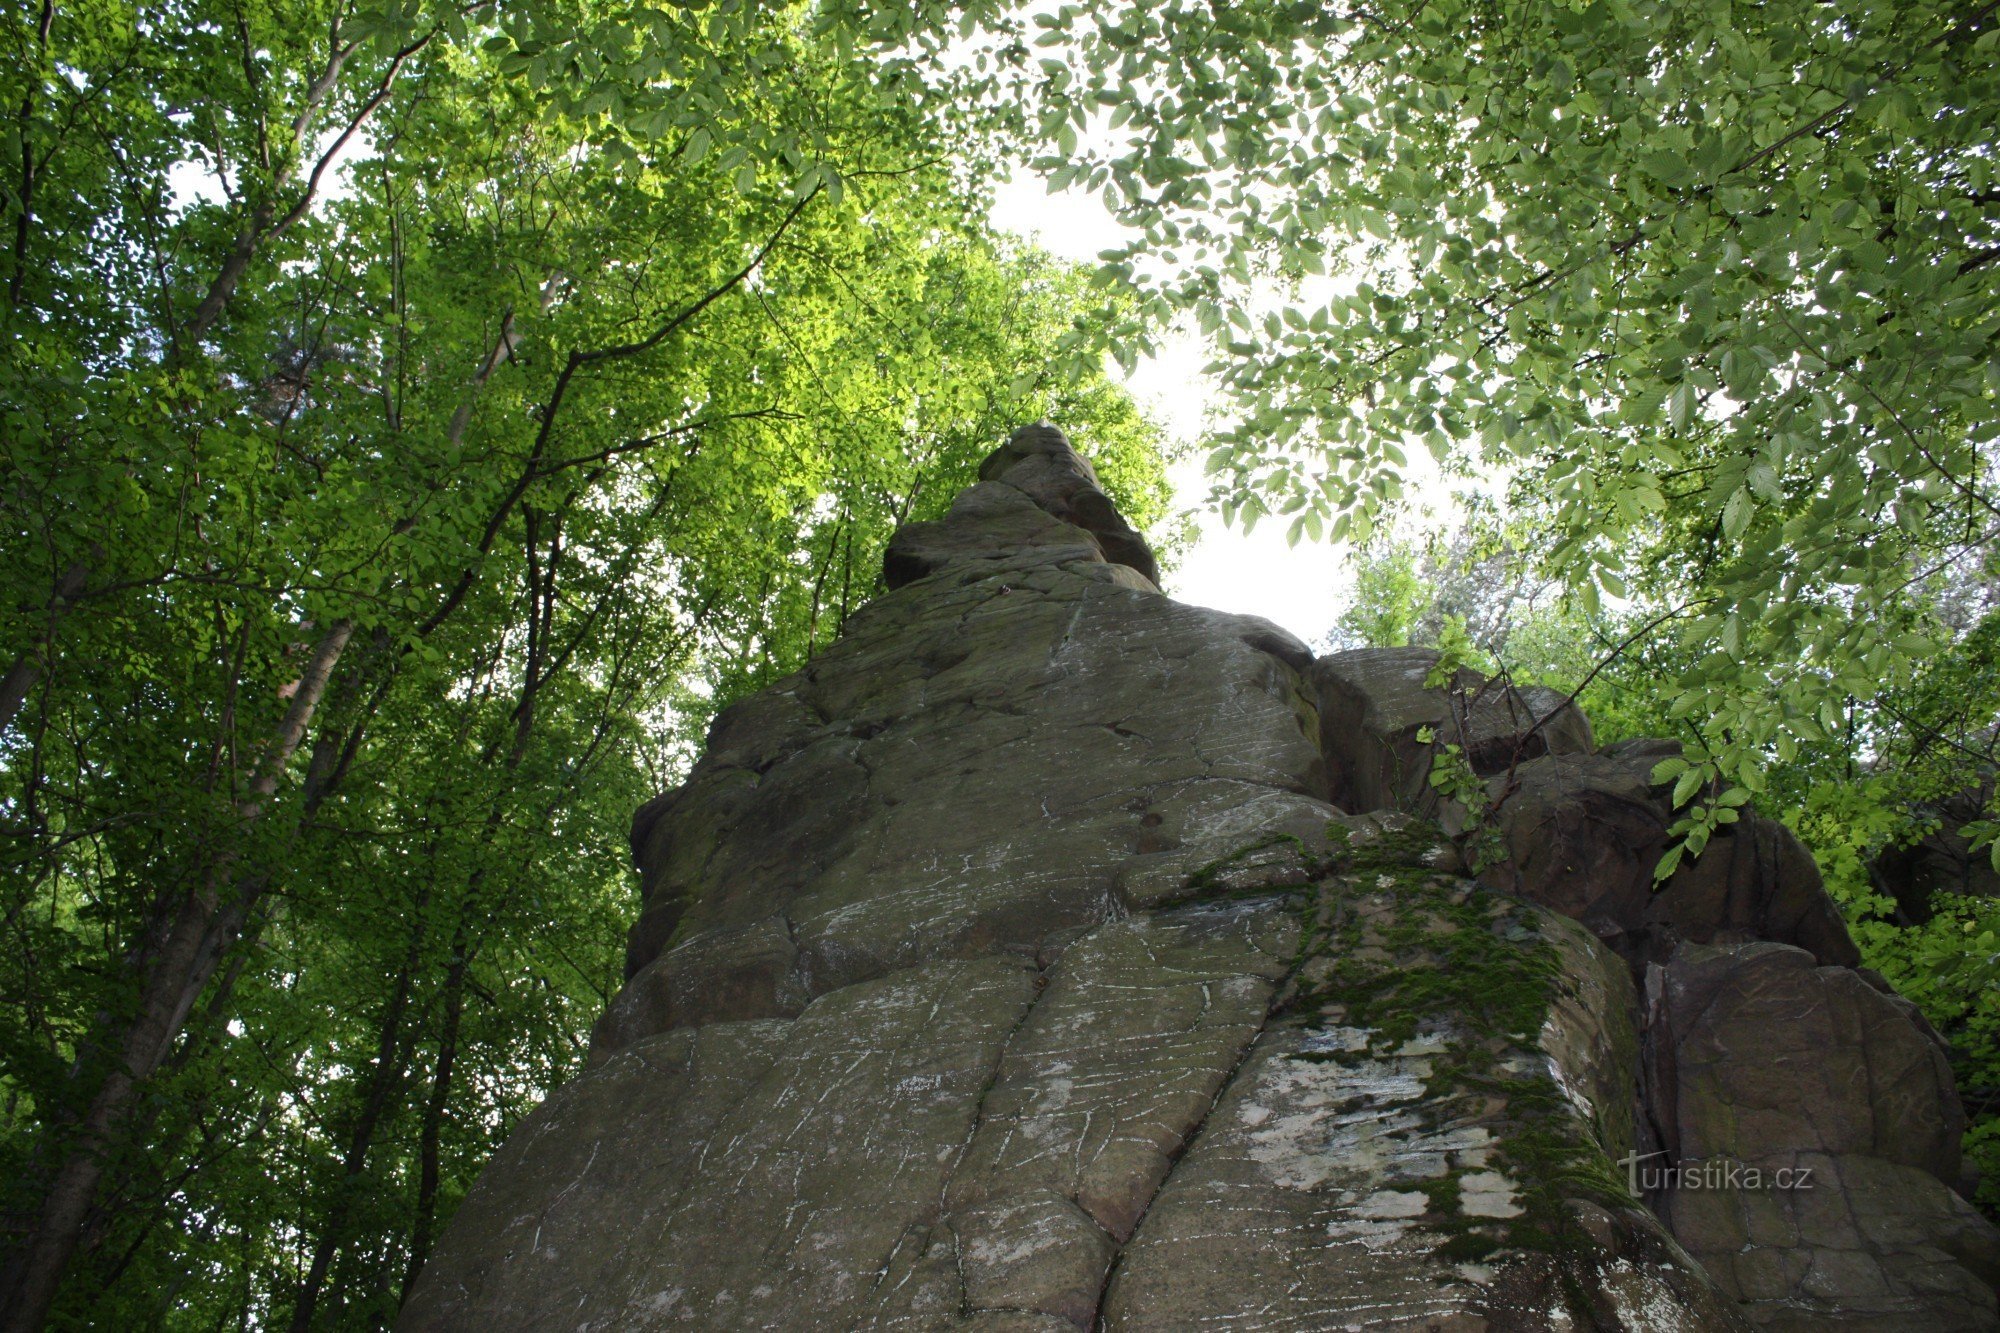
[
  {"left": 1664, "top": 1152, "right": 2000, "bottom": 1333},
  {"left": 1103, "top": 869, "right": 1742, "bottom": 1331},
  {"left": 975, "top": 421, "right": 1160, "bottom": 587},
  {"left": 1646, "top": 942, "right": 2000, "bottom": 1329},
  {"left": 399, "top": 1018, "right": 789, "bottom": 1329},
  {"left": 1483, "top": 740, "right": 1861, "bottom": 973},
  {"left": 1312, "top": 646, "right": 1595, "bottom": 819},
  {"left": 883, "top": 480, "right": 1111, "bottom": 590},
  {"left": 1114, "top": 800, "right": 1454, "bottom": 908},
  {"left": 1648, "top": 943, "right": 1963, "bottom": 1181},
  {"left": 944, "top": 900, "right": 1298, "bottom": 1245},
  {"left": 408, "top": 956, "right": 1041, "bottom": 1331},
  {"left": 1541, "top": 905, "right": 1648, "bottom": 1172},
  {"left": 410, "top": 422, "right": 1997, "bottom": 1333},
  {"left": 1301, "top": 652, "right": 1857, "bottom": 978},
  {"left": 601, "top": 451, "right": 1327, "bottom": 1052}
]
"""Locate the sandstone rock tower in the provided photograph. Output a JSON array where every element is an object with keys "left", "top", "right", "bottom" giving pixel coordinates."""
[{"left": 404, "top": 425, "right": 2000, "bottom": 1331}]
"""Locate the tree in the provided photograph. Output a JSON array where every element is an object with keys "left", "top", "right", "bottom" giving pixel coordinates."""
[
  {"left": 14, "top": 0, "right": 1998, "bottom": 1320},
  {"left": 0, "top": 0, "right": 1174, "bottom": 1325}
]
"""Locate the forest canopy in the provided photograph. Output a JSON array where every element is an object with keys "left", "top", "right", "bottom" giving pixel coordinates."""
[{"left": 1, "top": 0, "right": 1996, "bottom": 1327}]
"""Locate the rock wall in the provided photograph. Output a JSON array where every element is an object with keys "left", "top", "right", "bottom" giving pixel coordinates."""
[{"left": 403, "top": 424, "right": 2000, "bottom": 1332}]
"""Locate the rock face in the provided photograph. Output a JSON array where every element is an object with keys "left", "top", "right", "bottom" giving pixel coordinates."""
[
  {"left": 1645, "top": 944, "right": 2000, "bottom": 1331},
  {"left": 1311, "top": 646, "right": 1594, "bottom": 817},
  {"left": 1481, "top": 740, "right": 1862, "bottom": 974},
  {"left": 404, "top": 424, "right": 1999, "bottom": 1332}
]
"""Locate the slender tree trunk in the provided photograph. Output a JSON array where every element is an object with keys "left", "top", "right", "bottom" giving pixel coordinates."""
[
  {"left": 441, "top": 310, "right": 515, "bottom": 448},
  {"left": 288, "top": 936, "right": 424, "bottom": 1333},
  {"left": 181, "top": 202, "right": 276, "bottom": 342},
  {"left": 0, "top": 558, "right": 91, "bottom": 741},
  {"left": 804, "top": 517, "right": 844, "bottom": 658},
  {"left": 399, "top": 930, "right": 468, "bottom": 1301},
  {"left": 180, "top": 26, "right": 432, "bottom": 349},
  {"left": 293, "top": 566, "right": 550, "bottom": 1327},
  {"left": 6, "top": 0, "right": 55, "bottom": 308},
  {"left": 0, "top": 620, "right": 352, "bottom": 1333}
]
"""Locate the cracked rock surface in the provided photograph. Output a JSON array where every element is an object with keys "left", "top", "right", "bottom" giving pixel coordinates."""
[{"left": 404, "top": 423, "right": 1997, "bottom": 1332}]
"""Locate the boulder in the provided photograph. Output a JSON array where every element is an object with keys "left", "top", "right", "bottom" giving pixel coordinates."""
[
  {"left": 602, "top": 428, "right": 1327, "bottom": 1051},
  {"left": 975, "top": 420, "right": 1160, "bottom": 587},
  {"left": 1644, "top": 942, "right": 2000, "bottom": 1329},
  {"left": 1483, "top": 740, "right": 1861, "bottom": 973},
  {"left": 1873, "top": 778, "right": 2000, "bottom": 923},
  {"left": 881, "top": 479, "right": 1109, "bottom": 590},
  {"left": 1311, "top": 645, "right": 1593, "bottom": 818},
  {"left": 1305, "top": 650, "right": 1858, "bottom": 977},
  {"left": 1102, "top": 869, "right": 1745, "bottom": 1332},
  {"left": 415, "top": 860, "right": 1746, "bottom": 1331}
]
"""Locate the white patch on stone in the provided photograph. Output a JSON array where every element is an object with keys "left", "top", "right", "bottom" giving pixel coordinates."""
[
  {"left": 1244, "top": 1058, "right": 1363, "bottom": 1190},
  {"left": 966, "top": 1231, "right": 1053, "bottom": 1267},
  {"left": 1245, "top": 1052, "right": 1430, "bottom": 1190},
  {"left": 1297, "top": 1026, "right": 1373, "bottom": 1055},
  {"left": 1539, "top": 1013, "right": 1597, "bottom": 1121},
  {"left": 1459, "top": 1171, "right": 1524, "bottom": 1218},
  {"left": 1599, "top": 1257, "right": 1706, "bottom": 1331},
  {"left": 1324, "top": 1216, "right": 1417, "bottom": 1251},
  {"left": 1355, "top": 1189, "right": 1428, "bottom": 1219}
]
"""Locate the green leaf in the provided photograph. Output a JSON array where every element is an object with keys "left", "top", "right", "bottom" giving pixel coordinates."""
[
  {"left": 1721, "top": 487, "right": 1752, "bottom": 541},
  {"left": 1668, "top": 380, "right": 1697, "bottom": 431}
]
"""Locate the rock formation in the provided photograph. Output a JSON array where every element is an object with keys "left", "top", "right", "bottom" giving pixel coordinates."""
[
  {"left": 403, "top": 424, "right": 2000, "bottom": 1332},
  {"left": 1872, "top": 778, "right": 2000, "bottom": 924}
]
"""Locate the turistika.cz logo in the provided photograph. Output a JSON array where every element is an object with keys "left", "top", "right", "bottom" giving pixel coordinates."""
[{"left": 1618, "top": 1151, "right": 1816, "bottom": 1196}]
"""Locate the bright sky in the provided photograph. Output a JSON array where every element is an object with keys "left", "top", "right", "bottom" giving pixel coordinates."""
[{"left": 988, "top": 173, "right": 1359, "bottom": 648}]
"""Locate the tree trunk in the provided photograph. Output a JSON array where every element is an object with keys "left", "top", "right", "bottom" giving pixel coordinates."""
[
  {"left": 399, "top": 931, "right": 468, "bottom": 1302},
  {"left": 181, "top": 202, "right": 275, "bottom": 343},
  {"left": 0, "top": 620, "right": 352, "bottom": 1333},
  {"left": 0, "top": 558, "right": 91, "bottom": 741},
  {"left": 288, "top": 935, "right": 424, "bottom": 1333}
]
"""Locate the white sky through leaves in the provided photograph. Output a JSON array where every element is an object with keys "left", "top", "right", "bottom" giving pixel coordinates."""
[{"left": 992, "top": 170, "right": 1364, "bottom": 645}]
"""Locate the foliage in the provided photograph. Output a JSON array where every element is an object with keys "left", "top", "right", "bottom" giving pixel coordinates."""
[
  {"left": 6, "top": 0, "right": 1998, "bottom": 1320},
  {"left": 0, "top": 0, "right": 1171, "bottom": 1326},
  {"left": 866, "top": 0, "right": 2000, "bottom": 875}
]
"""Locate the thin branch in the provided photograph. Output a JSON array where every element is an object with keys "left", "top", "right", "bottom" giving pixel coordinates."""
[{"left": 1521, "top": 593, "right": 1722, "bottom": 750}]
